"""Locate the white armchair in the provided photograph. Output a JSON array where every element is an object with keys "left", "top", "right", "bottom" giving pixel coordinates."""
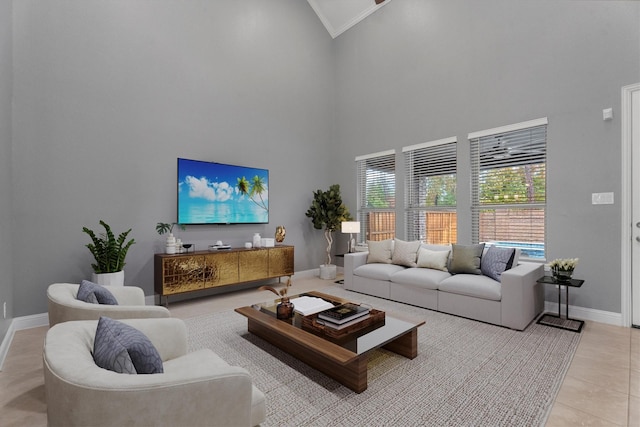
[
  {"left": 47, "top": 283, "right": 170, "bottom": 327},
  {"left": 43, "top": 317, "right": 266, "bottom": 427}
]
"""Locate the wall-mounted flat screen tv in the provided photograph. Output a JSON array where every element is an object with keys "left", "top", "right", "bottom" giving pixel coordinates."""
[{"left": 177, "top": 158, "right": 269, "bottom": 225}]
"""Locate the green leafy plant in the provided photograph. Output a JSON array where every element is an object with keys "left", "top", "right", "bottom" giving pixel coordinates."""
[
  {"left": 305, "top": 184, "right": 353, "bottom": 266},
  {"left": 82, "top": 220, "right": 136, "bottom": 274},
  {"left": 155, "top": 222, "right": 186, "bottom": 235}
]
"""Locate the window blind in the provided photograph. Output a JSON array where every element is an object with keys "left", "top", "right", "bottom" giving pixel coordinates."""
[
  {"left": 470, "top": 119, "right": 547, "bottom": 258},
  {"left": 356, "top": 150, "right": 396, "bottom": 243},
  {"left": 403, "top": 137, "right": 457, "bottom": 243}
]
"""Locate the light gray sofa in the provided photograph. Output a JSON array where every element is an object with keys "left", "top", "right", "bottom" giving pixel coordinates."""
[
  {"left": 44, "top": 318, "right": 266, "bottom": 427},
  {"left": 344, "top": 245, "right": 544, "bottom": 330}
]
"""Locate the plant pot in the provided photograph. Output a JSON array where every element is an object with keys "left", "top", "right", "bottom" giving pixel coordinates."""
[
  {"left": 91, "top": 271, "right": 125, "bottom": 286},
  {"left": 319, "top": 264, "right": 337, "bottom": 280}
]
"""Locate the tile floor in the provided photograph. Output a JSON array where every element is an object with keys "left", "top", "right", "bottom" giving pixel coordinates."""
[{"left": 0, "top": 276, "right": 638, "bottom": 426}]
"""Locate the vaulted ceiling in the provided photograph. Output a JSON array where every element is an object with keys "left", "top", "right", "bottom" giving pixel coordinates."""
[{"left": 307, "top": 0, "right": 392, "bottom": 38}]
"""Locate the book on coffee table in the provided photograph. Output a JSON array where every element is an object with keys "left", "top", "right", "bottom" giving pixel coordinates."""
[
  {"left": 318, "top": 314, "right": 372, "bottom": 330},
  {"left": 317, "top": 303, "right": 370, "bottom": 324},
  {"left": 290, "top": 296, "right": 335, "bottom": 316}
]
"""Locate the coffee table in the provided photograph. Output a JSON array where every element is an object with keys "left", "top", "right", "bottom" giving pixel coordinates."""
[{"left": 235, "top": 291, "right": 424, "bottom": 393}]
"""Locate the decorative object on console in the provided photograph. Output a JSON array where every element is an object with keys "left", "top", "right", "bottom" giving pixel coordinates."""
[
  {"left": 549, "top": 258, "right": 579, "bottom": 283},
  {"left": 261, "top": 238, "right": 275, "bottom": 247},
  {"left": 82, "top": 220, "right": 136, "bottom": 286},
  {"left": 155, "top": 222, "right": 186, "bottom": 254},
  {"left": 305, "top": 184, "right": 353, "bottom": 280},
  {"left": 258, "top": 277, "right": 293, "bottom": 320},
  {"left": 253, "top": 232, "right": 262, "bottom": 248},
  {"left": 341, "top": 221, "right": 360, "bottom": 253},
  {"left": 275, "top": 225, "right": 286, "bottom": 243}
]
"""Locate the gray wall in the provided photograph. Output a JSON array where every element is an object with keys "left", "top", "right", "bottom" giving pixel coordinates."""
[
  {"left": 4, "top": 0, "right": 639, "bottom": 320},
  {"left": 11, "top": 0, "right": 334, "bottom": 316},
  {"left": 333, "top": 0, "right": 640, "bottom": 313},
  {"left": 0, "top": 0, "right": 13, "bottom": 341}
]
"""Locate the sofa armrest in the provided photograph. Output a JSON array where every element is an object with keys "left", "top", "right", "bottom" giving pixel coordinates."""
[
  {"left": 500, "top": 262, "right": 544, "bottom": 330},
  {"left": 344, "top": 252, "right": 368, "bottom": 290}
]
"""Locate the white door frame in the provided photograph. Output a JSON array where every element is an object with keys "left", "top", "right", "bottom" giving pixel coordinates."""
[{"left": 622, "top": 82, "right": 640, "bottom": 327}]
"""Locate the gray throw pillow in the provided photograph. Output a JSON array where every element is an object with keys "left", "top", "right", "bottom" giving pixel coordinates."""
[
  {"left": 391, "top": 239, "right": 421, "bottom": 267},
  {"left": 93, "top": 316, "right": 163, "bottom": 374},
  {"left": 480, "top": 246, "right": 516, "bottom": 282},
  {"left": 448, "top": 243, "right": 485, "bottom": 275},
  {"left": 77, "top": 280, "right": 118, "bottom": 305}
]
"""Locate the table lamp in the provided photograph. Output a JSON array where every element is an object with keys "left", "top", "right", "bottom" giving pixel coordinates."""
[{"left": 341, "top": 221, "right": 361, "bottom": 253}]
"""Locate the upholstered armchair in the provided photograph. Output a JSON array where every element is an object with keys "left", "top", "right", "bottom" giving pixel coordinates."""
[
  {"left": 43, "top": 317, "right": 266, "bottom": 427},
  {"left": 47, "top": 283, "right": 170, "bottom": 327}
]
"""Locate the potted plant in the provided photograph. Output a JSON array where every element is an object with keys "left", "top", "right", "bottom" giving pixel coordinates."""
[
  {"left": 305, "top": 184, "right": 353, "bottom": 279},
  {"left": 82, "top": 220, "right": 136, "bottom": 286},
  {"left": 156, "top": 222, "right": 186, "bottom": 254}
]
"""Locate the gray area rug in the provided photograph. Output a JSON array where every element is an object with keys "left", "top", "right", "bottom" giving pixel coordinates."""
[{"left": 184, "top": 286, "right": 581, "bottom": 426}]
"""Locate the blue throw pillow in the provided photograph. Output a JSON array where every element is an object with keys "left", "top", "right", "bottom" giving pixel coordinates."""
[
  {"left": 481, "top": 246, "right": 516, "bottom": 282},
  {"left": 93, "top": 317, "right": 163, "bottom": 374},
  {"left": 77, "top": 280, "right": 118, "bottom": 305}
]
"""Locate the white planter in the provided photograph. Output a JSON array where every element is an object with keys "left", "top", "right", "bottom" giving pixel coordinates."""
[
  {"left": 319, "top": 264, "right": 337, "bottom": 280},
  {"left": 91, "top": 270, "right": 125, "bottom": 286}
]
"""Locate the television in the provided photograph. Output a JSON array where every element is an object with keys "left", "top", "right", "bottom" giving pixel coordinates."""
[{"left": 177, "top": 158, "right": 269, "bottom": 225}]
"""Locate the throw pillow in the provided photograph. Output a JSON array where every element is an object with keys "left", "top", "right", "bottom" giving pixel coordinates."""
[
  {"left": 366, "top": 239, "right": 393, "bottom": 264},
  {"left": 448, "top": 243, "right": 485, "bottom": 275},
  {"left": 481, "top": 246, "right": 516, "bottom": 282},
  {"left": 77, "top": 280, "right": 118, "bottom": 305},
  {"left": 93, "top": 316, "right": 164, "bottom": 374},
  {"left": 417, "top": 247, "right": 451, "bottom": 271},
  {"left": 391, "top": 239, "right": 421, "bottom": 267}
]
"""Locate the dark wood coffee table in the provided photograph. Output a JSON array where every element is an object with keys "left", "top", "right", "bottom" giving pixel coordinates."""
[{"left": 235, "top": 291, "right": 424, "bottom": 393}]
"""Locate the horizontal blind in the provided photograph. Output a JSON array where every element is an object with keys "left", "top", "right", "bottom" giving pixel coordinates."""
[
  {"left": 470, "top": 121, "right": 547, "bottom": 257},
  {"left": 404, "top": 138, "right": 457, "bottom": 243},
  {"left": 356, "top": 151, "right": 396, "bottom": 242}
]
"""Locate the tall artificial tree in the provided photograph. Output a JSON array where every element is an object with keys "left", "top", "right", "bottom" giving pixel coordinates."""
[{"left": 306, "top": 184, "right": 353, "bottom": 266}]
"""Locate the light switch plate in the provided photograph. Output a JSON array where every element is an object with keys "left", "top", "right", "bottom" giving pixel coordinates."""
[{"left": 592, "top": 192, "right": 614, "bottom": 204}]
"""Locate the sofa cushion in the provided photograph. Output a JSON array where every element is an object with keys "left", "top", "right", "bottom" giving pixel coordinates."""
[
  {"left": 449, "top": 244, "right": 485, "bottom": 275},
  {"left": 367, "top": 239, "right": 393, "bottom": 264},
  {"left": 77, "top": 280, "right": 118, "bottom": 305},
  {"left": 390, "top": 268, "right": 451, "bottom": 290},
  {"left": 93, "top": 316, "right": 163, "bottom": 374},
  {"left": 417, "top": 247, "right": 451, "bottom": 271},
  {"left": 439, "top": 274, "right": 502, "bottom": 301},
  {"left": 354, "top": 263, "right": 406, "bottom": 281},
  {"left": 481, "top": 246, "right": 516, "bottom": 282},
  {"left": 391, "top": 239, "right": 421, "bottom": 267}
]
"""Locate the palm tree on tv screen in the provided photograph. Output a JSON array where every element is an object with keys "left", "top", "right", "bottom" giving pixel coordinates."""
[{"left": 237, "top": 175, "right": 268, "bottom": 211}]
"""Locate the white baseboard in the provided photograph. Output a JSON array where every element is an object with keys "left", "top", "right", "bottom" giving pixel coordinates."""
[
  {"left": 0, "top": 312, "right": 49, "bottom": 371},
  {"left": 0, "top": 321, "right": 16, "bottom": 371},
  {"left": 543, "top": 301, "right": 622, "bottom": 326}
]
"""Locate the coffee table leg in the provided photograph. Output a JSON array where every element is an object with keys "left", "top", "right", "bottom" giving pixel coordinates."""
[{"left": 383, "top": 328, "right": 418, "bottom": 359}]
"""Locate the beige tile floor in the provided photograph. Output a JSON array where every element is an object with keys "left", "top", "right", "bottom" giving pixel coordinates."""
[{"left": 0, "top": 276, "right": 638, "bottom": 426}]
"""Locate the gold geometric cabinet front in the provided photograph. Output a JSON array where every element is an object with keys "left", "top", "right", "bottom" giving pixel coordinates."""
[
  {"left": 269, "top": 246, "right": 294, "bottom": 276},
  {"left": 203, "top": 252, "right": 239, "bottom": 288}
]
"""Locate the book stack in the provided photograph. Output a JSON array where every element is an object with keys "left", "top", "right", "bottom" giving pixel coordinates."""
[{"left": 317, "top": 303, "right": 370, "bottom": 330}]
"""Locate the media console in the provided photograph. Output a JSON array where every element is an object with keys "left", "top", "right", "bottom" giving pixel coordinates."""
[{"left": 154, "top": 245, "right": 294, "bottom": 305}]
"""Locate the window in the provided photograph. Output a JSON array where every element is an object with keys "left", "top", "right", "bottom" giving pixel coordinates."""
[
  {"left": 470, "top": 118, "right": 547, "bottom": 259},
  {"left": 403, "top": 137, "right": 457, "bottom": 244},
  {"left": 356, "top": 150, "right": 396, "bottom": 243}
]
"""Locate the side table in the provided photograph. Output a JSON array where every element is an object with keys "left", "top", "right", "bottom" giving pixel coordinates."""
[{"left": 536, "top": 275, "right": 585, "bottom": 332}]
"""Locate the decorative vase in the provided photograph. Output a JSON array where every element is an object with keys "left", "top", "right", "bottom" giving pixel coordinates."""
[
  {"left": 253, "top": 233, "right": 262, "bottom": 248},
  {"left": 275, "top": 226, "right": 286, "bottom": 243},
  {"left": 166, "top": 234, "right": 176, "bottom": 254},
  {"left": 276, "top": 297, "right": 294, "bottom": 320},
  {"left": 552, "top": 268, "right": 573, "bottom": 283}
]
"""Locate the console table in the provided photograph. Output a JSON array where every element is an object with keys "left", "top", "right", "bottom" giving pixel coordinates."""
[
  {"left": 154, "top": 245, "right": 294, "bottom": 305},
  {"left": 536, "top": 275, "right": 585, "bottom": 332}
]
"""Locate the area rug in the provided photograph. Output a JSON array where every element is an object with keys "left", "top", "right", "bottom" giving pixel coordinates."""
[{"left": 184, "top": 286, "right": 581, "bottom": 426}]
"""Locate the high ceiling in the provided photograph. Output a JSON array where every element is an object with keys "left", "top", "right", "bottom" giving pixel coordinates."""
[{"left": 307, "top": 0, "right": 392, "bottom": 38}]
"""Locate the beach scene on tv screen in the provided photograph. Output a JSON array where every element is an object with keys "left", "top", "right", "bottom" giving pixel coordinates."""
[{"left": 178, "top": 159, "right": 269, "bottom": 224}]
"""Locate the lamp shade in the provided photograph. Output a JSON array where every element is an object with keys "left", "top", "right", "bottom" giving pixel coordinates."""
[{"left": 341, "top": 221, "right": 360, "bottom": 234}]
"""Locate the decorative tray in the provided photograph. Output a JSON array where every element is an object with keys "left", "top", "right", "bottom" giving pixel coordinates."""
[{"left": 301, "top": 308, "right": 385, "bottom": 344}]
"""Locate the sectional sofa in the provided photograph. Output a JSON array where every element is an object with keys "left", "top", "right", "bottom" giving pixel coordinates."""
[{"left": 343, "top": 240, "right": 545, "bottom": 330}]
